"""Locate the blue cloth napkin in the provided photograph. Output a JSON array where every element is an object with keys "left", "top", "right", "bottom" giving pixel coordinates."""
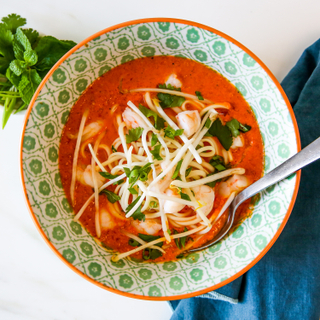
[{"left": 169, "top": 39, "right": 320, "bottom": 320}]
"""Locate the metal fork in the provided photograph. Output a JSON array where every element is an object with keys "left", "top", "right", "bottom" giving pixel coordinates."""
[{"left": 188, "top": 136, "right": 320, "bottom": 252}]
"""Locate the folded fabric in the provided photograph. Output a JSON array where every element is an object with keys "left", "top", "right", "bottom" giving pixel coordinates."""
[{"left": 169, "top": 38, "right": 320, "bottom": 320}]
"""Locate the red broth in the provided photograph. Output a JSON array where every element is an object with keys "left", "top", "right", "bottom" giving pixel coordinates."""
[{"left": 59, "top": 56, "right": 264, "bottom": 262}]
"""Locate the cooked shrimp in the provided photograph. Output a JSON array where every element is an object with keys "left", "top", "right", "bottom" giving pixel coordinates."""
[
  {"left": 191, "top": 185, "right": 215, "bottom": 216},
  {"left": 150, "top": 162, "right": 174, "bottom": 193},
  {"left": 80, "top": 164, "right": 105, "bottom": 188},
  {"left": 122, "top": 107, "right": 148, "bottom": 129},
  {"left": 165, "top": 74, "right": 182, "bottom": 88},
  {"left": 218, "top": 174, "right": 249, "bottom": 198},
  {"left": 100, "top": 209, "right": 116, "bottom": 229},
  {"left": 163, "top": 189, "right": 186, "bottom": 213},
  {"left": 176, "top": 110, "right": 201, "bottom": 137},
  {"left": 68, "top": 120, "right": 104, "bottom": 141},
  {"left": 131, "top": 219, "right": 162, "bottom": 235},
  {"left": 231, "top": 135, "right": 244, "bottom": 149}
]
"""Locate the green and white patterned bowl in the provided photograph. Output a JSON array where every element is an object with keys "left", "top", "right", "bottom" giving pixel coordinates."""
[{"left": 20, "top": 18, "right": 300, "bottom": 300}]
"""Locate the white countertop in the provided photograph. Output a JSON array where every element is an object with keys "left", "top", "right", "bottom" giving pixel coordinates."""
[{"left": 1, "top": 1, "right": 320, "bottom": 319}]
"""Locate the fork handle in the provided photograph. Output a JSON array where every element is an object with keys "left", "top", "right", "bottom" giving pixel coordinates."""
[{"left": 234, "top": 136, "right": 320, "bottom": 209}]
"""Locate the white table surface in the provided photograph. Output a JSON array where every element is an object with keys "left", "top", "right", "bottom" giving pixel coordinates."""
[{"left": 1, "top": 1, "right": 320, "bottom": 319}]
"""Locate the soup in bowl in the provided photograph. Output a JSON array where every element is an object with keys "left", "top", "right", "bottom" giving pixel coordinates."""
[{"left": 20, "top": 18, "right": 300, "bottom": 300}]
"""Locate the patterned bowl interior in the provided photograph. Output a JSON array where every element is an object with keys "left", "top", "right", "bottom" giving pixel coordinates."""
[{"left": 21, "top": 20, "right": 298, "bottom": 299}]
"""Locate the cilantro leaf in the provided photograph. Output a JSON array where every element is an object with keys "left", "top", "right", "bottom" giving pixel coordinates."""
[
  {"left": 208, "top": 118, "right": 233, "bottom": 151},
  {"left": 1, "top": 14, "right": 26, "bottom": 33},
  {"left": 157, "top": 84, "right": 185, "bottom": 109},
  {"left": 150, "top": 144, "right": 163, "bottom": 160},
  {"left": 158, "top": 83, "right": 181, "bottom": 91},
  {"left": 158, "top": 92, "right": 185, "bottom": 109},
  {"left": 172, "top": 159, "right": 183, "bottom": 179},
  {"left": 226, "top": 118, "right": 252, "bottom": 137},
  {"left": 126, "top": 127, "right": 143, "bottom": 144},
  {"left": 0, "top": 25, "right": 14, "bottom": 60},
  {"left": 195, "top": 91, "right": 204, "bottom": 100},
  {"left": 164, "top": 125, "right": 184, "bottom": 139},
  {"left": 151, "top": 132, "right": 158, "bottom": 147},
  {"left": 226, "top": 119, "right": 240, "bottom": 137},
  {"left": 22, "top": 28, "right": 39, "bottom": 47},
  {"left": 138, "top": 104, "right": 165, "bottom": 130},
  {"left": 100, "top": 189, "right": 121, "bottom": 203}
]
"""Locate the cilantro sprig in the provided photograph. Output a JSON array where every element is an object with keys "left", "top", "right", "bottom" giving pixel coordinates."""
[
  {"left": 226, "top": 118, "right": 251, "bottom": 137},
  {"left": 157, "top": 83, "right": 185, "bottom": 109},
  {"left": 164, "top": 125, "right": 184, "bottom": 139},
  {"left": 126, "top": 127, "right": 144, "bottom": 144},
  {"left": 207, "top": 117, "right": 252, "bottom": 150},
  {"left": 100, "top": 189, "right": 121, "bottom": 204},
  {"left": 127, "top": 233, "right": 163, "bottom": 260},
  {"left": 0, "top": 13, "right": 76, "bottom": 128},
  {"left": 138, "top": 104, "right": 165, "bottom": 130}
]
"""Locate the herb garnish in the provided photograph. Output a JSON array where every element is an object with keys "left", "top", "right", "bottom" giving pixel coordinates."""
[
  {"left": 172, "top": 159, "right": 183, "bottom": 179},
  {"left": 128, "top": 239, "right": 140, "bottom": 247},
  {"left": 126, "top": 127, "right": 144, "bottom": 144},
  {"left": 164, "top": 125, "right": 184, "bottom": 139},
  {"left": 174, "top": 227, "right": 189, "bottom": 249},
  {"left": 111, "top": 145, "right": 117, "bottom": 153},
  {"left": 124, "top": 162, "right": 152, "bottom": 186},
  {"left": 157, "top": 83, "right": 185, "bottom": 109},
  {"left": 0, "top": 14, "right": 76, "bottom": 128},
  {"left": 150, "top": 144, "right": 163, "bottom": 160},
  {"left": 226, "top": 118, "right": 251, "bottom": 137},
  {"left": 207, "top": 118, "right": 233, "bottom": 150},
  {"left": 180, "top": 192, "right": 191, "bottom": 201},
  {"left": 209, "top": 155, "right": 227, "bottom": 172},
  {"left": 205, "top": 172, "right": 222, "bottom": 188},
  {"left": 138, "top": 104, "right": 165, "bottom": 130},
  {"left": 151, "top": 132, "right": 158, "bottom": 147},
  {"left": 126, "top": 196, "right": 145, "bottom": 221},
  {"left": 100, "top": 189, "right": 121, "bottom": 203},
  {"left": 195, "top": 91, "right": 204, "bottom": 100},
  {"left": 99, "top": 171, "right": 124, "bottom": 185},
  {"left": 185, "top": 167, "right": 192, "bottom": 177},
  {"left": 128, "top": 187, "right": 138, "bottom": 195},
  {"left": 149, "top": 200, "right": 158, "bottom": 208},
  {"left": 138, "top": 233, "right": 163, "bottom": 260}
]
